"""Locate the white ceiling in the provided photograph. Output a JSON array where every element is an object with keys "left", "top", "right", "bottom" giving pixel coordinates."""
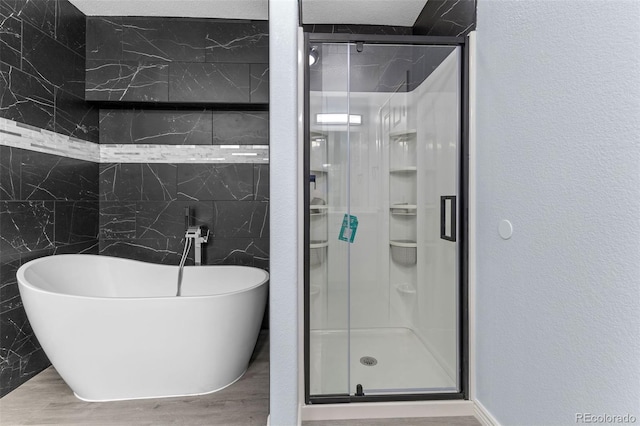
[
  {"left": 301, "top": 0, "right": 426, "bottom": 26},
  {"left": 68, "top": 0, "right": 269, "bottom": 20},
  {"left": 69, "top": 0, "right": 428, "bottom": 26}
]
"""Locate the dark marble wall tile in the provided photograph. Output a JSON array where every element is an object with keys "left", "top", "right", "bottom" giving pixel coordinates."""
[
  {"left": 213, "top": 201, "right": 268, "bottom": 238},
  {"left": 22, "top": 22, "right": 85, "bottom": 98},
  {"left": 304, "top": 24, "right": 413, "bottom": 35},
  {"left": 1, "top": 63, "right": 55, "bottom": 131},
  {"left": 100, "top": 109, "right": 213, "bottom": 145},
  {"left": 0, "top": 306, "right": 49, "bottom": 398},
  {"left": 137, "top": 200, "right": 212, "bottom": 239},
  {"left": 251, "top": 237, "right": 269, "bottom": 270},
  {"left": 0, "top": 201, "right": 55, "bottom": 254},
  {"left": 99, "top": 202, "right": 136, "bottom": 239},
  {"left": 0, "top": 14, "right": 21, "bottom": 69},
  {"left": 168, "top": 62, "right": 249, "bottom": 103},
  {"left": 85, "top": 17, "right": 269, "bottom": 105},
  {"left": 204, "top": 237, "right": 269, "bottom": 270},
  {"left": 309, "top": 43, "right": 455, "bottom": 94},
  {"left": 5, "top": 0, "right": 56, "bottom": 38},
  {"left": 205, "top": 21, "right": 268, "bottom": 64},
  {"left": 54, "top": 200, "right": 99, "bottom": 245},
  {"left": 177, "top": 163, "right": 254, "bottom": 201},
  {"left": 54, "top": 88, "right": 99, "bottom": 142},
  {"left": 99, "top": 163, "right": 143, "bottom": 201},
  {"left": 85, "top": 60, "right": 169, "bottom": 102},
  {"left": 99, "top": 238, "right": 182, "bottom": 265},
  {"left": 211, "top": 111, "right": 268, "bottom": 145},
  {"left": 99, "top": 163, "right": 179, "bottom": 202},
  {"left": 21, "top": 151, "right": 98, "bottom": 201},
  {"left": 49, "top": 240, "right": 99, "bottom": 255},
  {"left": 122, "top": 17, "right": 206, "bottom": 63},
  {"left": 97, "top": 162, "right": 270, "bottom": 273},
  {"left": 254, "top": 164, "right": 269, "bottom": 201},
  {"left": 86, "top": 17, "right": 122, "bottom": 60},
  {"left": 413, "top": 0, "right": 476, "bottom": 37},
  {"left": 1, "top": 2, "right": 96, "bottom": 144},
  {"left": 0, "top": 254, "right": 21, "bottom": 313},
  {"left": 0, "top": 0, "right": 98, "bottom": 398},
  {"left": 205, "top": 238, "right": 257, "bottom": 267},
  {"left": 141, "top": 163, "right": 177, "bottom": 201},
  {"left": 250, "top": 64, "right": 269, "bottom": 103},
  {"left": 0, "top": 145, "right": 21, "bottom": 200},
  {"left": 56, "top": 0, "right": 85, "bottom": 56},
  {"left": 407, "top": 46, "right": 456, "bottom": 92}
]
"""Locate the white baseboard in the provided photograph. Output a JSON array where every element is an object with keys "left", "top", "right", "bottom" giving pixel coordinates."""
[{"left": 474, "top": 400, "right": 500, "bottom": 426}]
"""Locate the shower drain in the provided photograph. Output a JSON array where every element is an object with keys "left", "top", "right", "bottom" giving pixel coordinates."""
[{"left": 360, "top": 356, "right": 378, "bottom": 366}]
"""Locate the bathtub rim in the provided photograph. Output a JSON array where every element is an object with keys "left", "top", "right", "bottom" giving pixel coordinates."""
[{"left": 16, "top": 254, "right": 269, "bottom": 301}]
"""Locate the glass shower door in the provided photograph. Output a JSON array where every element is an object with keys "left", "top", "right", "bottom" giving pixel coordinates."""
[
  {"left": 308, "top": 42, "right": 352, "bottom": 397},
  {"left": 307, "top": 40, "right": 463, "bottom": 400},
  {"left": 347, "top": 43, "right": 461, "bottom": 396}
]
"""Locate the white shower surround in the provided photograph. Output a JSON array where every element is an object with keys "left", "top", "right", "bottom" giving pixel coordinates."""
[{"left": 310, "top": 47, "right": 461, "bottom": 391}]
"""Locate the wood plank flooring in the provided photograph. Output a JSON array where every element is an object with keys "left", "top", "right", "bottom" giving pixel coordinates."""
[
  {"left": 0, "top": 332, "right": 269, "bottom": 426},
  {"left": 1, "top": 330, "right": 480, "bottom": 426}
]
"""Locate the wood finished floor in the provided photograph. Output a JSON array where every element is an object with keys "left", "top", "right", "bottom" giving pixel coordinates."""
[
  {"left": 0, "top": 332, "right": 269, "bottom": 426},
  {"left": 1, "top": 330, "right": 480, "bottom": 426}
]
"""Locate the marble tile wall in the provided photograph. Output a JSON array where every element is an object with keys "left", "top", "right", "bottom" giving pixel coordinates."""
[
  {"left": 308, "top": 43, "right": 456, "bottom": 94},
  {"left": 85, "top": 17, "right": 269, "bottom": 104},
  {"left": 413, "top": 0, "right": 477, "bottom": 37},
  {"left": 0, "top": 0, "right": 100, "bottom": 397},
  {"left": 98, "top": 163, "right": 269, "bottom": 269},
  {"left": 0, "top": 144, "right": 99, "bottom": 398},
  {"left": 0, "top": 0, "right": 98, "bottom": 142},
  {"left": 86, "top": 17, "right": 271, "bottom": 271}
]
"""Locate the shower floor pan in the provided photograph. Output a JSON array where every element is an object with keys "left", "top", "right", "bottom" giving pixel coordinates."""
[{"left": 309, "top": 327, "right": 457, "bottom": 396}]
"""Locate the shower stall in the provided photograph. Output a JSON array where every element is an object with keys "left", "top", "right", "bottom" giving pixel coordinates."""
[{"left": 304, "top": 34, "right": 468, "bottom": 403}]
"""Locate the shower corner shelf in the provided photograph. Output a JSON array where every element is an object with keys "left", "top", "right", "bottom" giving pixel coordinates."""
[
  {"left": 389, "top": 129, "right": 417, "bottom": 138},
  {"left": 394, "top": 283, "right": 416, "bottom": 295},
  {"left": 390, "top": 204, "right": 417, "bottom": 215},
  {"left": 310, "top": 284, "right": 322, "bottom": 297},
  {"left": 310, "top": 240, "right": 329, "bottom": 249},
  {"left": 389, "top": 166, "right": 417, "bottom": 173},
  {"left": 389, "top": 240, "right": 417, "bottom": 265},
  {"left": 310, "top": 204, "right": 328, "bottom": 215},
  {"left": 389, "top": 240, "right": 417, "bottom": 248}
]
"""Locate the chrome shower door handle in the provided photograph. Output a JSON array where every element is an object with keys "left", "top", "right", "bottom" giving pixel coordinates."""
[{"left": 440, "top": 195, "right": 456, "bottom": 242}]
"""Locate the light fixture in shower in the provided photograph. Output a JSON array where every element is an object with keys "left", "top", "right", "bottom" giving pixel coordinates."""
[
  {"left": 316, "top": 113, "right": 362, "bottom": 125},
  {"left": 309, "top": 46, "right": 319, "bottom": 66}
]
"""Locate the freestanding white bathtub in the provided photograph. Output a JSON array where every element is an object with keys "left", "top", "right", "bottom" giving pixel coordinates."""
[{"left": 16, "top": 254, "right": 268, "bottom": 402}]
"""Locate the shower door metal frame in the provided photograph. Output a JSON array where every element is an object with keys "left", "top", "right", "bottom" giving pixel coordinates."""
[{"left": 303, "top": 32, "right": 470, "bottom": 404}]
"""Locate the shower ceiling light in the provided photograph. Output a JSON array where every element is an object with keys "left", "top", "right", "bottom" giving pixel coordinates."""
[{"left": 316, "top": 113, "right": 362, "bottom": 125}]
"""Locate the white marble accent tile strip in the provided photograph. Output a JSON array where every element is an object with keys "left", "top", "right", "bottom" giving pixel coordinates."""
[
  {"left": 99, "top": 144, "right": 269, "bottom": 163},
  {"left": 0, "top": 118, "right": 100, "bottom": 162},
  {"left": 0, "top": 118, "right": 270, "bottom": 164}
]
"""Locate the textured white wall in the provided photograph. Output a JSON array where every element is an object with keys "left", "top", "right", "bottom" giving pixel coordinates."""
[
  {"left": 269, "top": 1, "right": 300, "bottom": 425},
  {"left": 475, "top": 1, "right": 640, "bottom": 425}
]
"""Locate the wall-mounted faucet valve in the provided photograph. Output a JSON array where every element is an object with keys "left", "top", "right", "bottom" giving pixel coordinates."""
[{"left": 185, "top": 225, "right": 209, "bottom": 266}]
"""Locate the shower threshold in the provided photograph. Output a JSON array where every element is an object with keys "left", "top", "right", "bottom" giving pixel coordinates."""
[{"left": 309, "top": 327, "right": 457, "bottom": 396}]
